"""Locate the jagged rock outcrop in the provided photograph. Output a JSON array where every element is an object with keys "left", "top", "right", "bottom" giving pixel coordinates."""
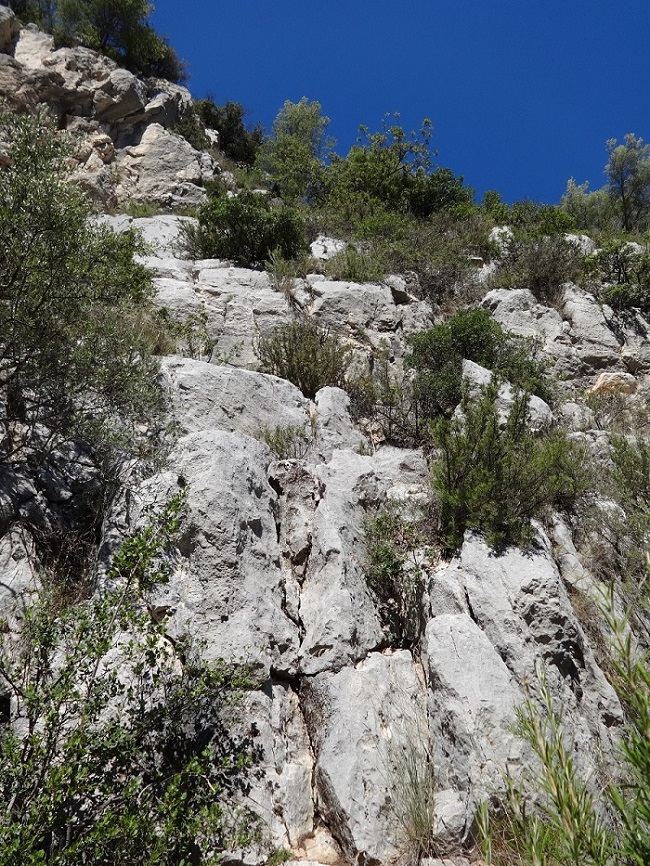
[
  {"left": 82, "top": 218, "right": 636, "bottom": 864},
  {"left": 0, "top": 22, "right": 645, "bottom": 851},
  {"left": 482, "top": 282, "right": 650, "bottom": 387},
  {"left": 0, "top": 13, "right": 216, "bottom": 206}
]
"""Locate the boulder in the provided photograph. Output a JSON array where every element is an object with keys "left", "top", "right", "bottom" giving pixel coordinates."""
[
  {"left": 587, "top": 371, "right": 638, "bottom": 395},
  {"left": 313, "top": 387, "right": 366, "bottom": 459},
  {"left": 129, "top": 430, "right": 300, "bottom": 677},
  {"left": 242, "top": 681, "right": 315, "bottom": 849},
  {"left": 115, "top": 123, "right": 216, "bottom": 207},
  {"left": 310, "top": 235, "right": 346, "bottom": 261},
  {"left": 461, "top": 359, "right": 554, "bottom": 428},
  {"left": 160, "top": 357, "right": 311, "bottom": 438},
  {"left": 0, "top": 6, "right": 20, "bottom": 56},
  {"left": 425, "top": 531, "right": 623, "bottom": 828}
]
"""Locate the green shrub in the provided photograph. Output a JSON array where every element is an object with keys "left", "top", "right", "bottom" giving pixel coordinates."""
[
  {"left": 323, "top": 244, "right": 384, "bottom": 283},
  {"left": 406, "top": 308, "right": 550, "bottom": 422},
  {"left": 0, "top": 494, "right": 260, "bottom": 865},
  {"left": 477, "top": 667, "right": 612, "bottom": 866},
  {"left": 0, "top": 111, "right": 164, "bottom": 458},
  {"left": 195, "top": 99, "right": 264, "bottom": 166},
  {"left": 348, "top": 349, "right": 420, "bottom": 444},
  {"left": 430, "top": 382, "right": 587, "bottom": 551},
  {"left": 183, "top": 189, "right": 306, "bottom": 267},
  {"left": 364, "top": 503, "right": 430, "bottom": 648},
  {"left": 257, "top": 423, "right": 314, "bottom": 459},
  {"left": 491, "top": 231, "right": 584, "bottom": 306},
  {"left": 257, "top": 319, "right": 352, "bottom": 399},
  {"left": 321, "top": 115, "right": 472, "bottom": 223},
  {"left": 479, "top": 590, "right": 650, "bottom": 866},
  {"left": 173, "top": 104, "right": 211, "bottom": 152},
  {"left": 585, "top": 237, "right": 650, "bottom": 313},
  {"left": 561, "top": 178, "right": 618, "bottom": 234}
]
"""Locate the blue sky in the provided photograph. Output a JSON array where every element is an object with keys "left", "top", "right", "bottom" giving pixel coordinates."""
[{"left": 151, "top": 1, "right": 650, "bottom": 205}]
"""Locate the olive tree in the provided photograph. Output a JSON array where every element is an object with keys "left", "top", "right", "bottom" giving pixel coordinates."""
[
  {"left": 256, "top": 97, "right": 335, "bottom": 202},
  {"left": 605, "top": 133, "right": 650, "bottom": 232},
  {"left": 0, "top": 111, "right": 163, "bottom": 458}
]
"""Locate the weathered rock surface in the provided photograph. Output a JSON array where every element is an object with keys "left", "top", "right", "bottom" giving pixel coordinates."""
[
  {"left": 1, "top": 23, "right": 214, "bottom": 206},
  {"left": 303, "top": 651, "right": 427, "bottom": 863},
  {"left": 115, "top": 123, "right": 216, "bottom": 207},
  {"left": 78, "top": 220, "right": 637, "bottom": 862},
  {"left": 461, "top": 359, "right": 554, "bottom": 427},
  {"left": 482, "top": 283, "right": 650, "bottom": 389},
  {"left": 0, "top": 6, "right": 19, "bottom": 55},
  {"left": 1, "top": 79, "right": 645, "bottom": 859}
]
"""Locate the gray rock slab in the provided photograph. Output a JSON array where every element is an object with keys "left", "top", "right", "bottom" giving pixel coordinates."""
[
  {"left": 426, "top": 532, "right": 623, "bottom": 826},
  {"left": 242, "top": 681, "right": 314, "bottom": 848},
  {"left": 136, "top": 430, "right": 300, "bottom": 677},
  {"left": 161, "top": 357, "right": 311, "bottom": 438},
  {"left": 298, "top": 450, "right": 384, "bottom": 674},
  {"left": 302, "top": 650, "right": 427, "bottom": 864}
]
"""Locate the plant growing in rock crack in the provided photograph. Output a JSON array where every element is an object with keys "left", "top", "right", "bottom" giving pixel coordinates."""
[
  {"left": 257, "top": 318, "right": 352, "bottom": 399},
  {"left": 256, "top": 422, "right": 315, "bottom": 460},
  {"left": 478, "top": 586, "right": 650, "bottom": 865},
  {"left": 381, "top": 691, "right": 438, "bottom": 865},
  {"left": 364, "top": 501, "right": 433, "bottom": 648},
  {"left": 0, "top": 491, "right": 262, "bottom": 865}
]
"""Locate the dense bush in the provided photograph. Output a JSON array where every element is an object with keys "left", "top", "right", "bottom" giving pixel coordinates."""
[
  {"left": 183, "top": 188, "right": 306, "bottom": 267},
  {"left": 406, "top": 308, "right": 550, "bottom": 422},
  {"left": 430, "top": 382, "right": 587, "bottom": 551},
  {"left": 257, "top": 319, "right": 352, "bottom": 399},
  {"left": 195, "top": 99, "right": 264, "bottom": 166},
  {"left": 12, "top": 0, "right": 187, "bottom": 81},
  {"left": 0, "top": 111, "right": 163, "bottom": 457},
  {"left": 0, "top": 494, "right": 260, "bottom": 865},
  {"left": 490, "top": 231, "right": 584, "bottom": 306},
  {"left": 585, "top": 237, "right": 650, "bottom": 312},
  {"left": 482, "top": 196, "right": 576, "bottom": 235},
  {"left": 321, "top": 116, "right": 472, "bottom": 223}
]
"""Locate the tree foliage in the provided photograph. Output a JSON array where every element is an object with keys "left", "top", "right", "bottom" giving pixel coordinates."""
[
  {"left": 7, "top": 0, "right": 185, "bottom": 80},
  {"left": 605, "top": 134, "right": 650, "bottom": 233},
  {"left": 321, "top": 115, "right": 472, "bottom": 226},
  {"left": 195, "top": 98, "right": 264, "bottom": 166},
  {"left": 256, "top": 97, "right": 334, "bottom": 203},
  {"left": 183, "top": 188, "right": 306, "bottom": 267},
  {"left": 430, "top": 382, "right": 586, "bottom": 551},
  {"left": 0, "top": 111, "right": 164, "bottom": 458},
  {"left": 0, "top": 493, "right": 260, "bottom": 865}
]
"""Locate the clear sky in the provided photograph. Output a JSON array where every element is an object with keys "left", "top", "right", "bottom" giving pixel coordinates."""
[{"left": 151, "top": 0, "right": 650, "bottom": 205}]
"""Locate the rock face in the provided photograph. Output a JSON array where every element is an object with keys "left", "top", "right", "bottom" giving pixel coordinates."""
[
  {"left": 481, "top": 283, "right": 650, "bottom": 387},
  {"left": 0, "top": 22, "right": 643, "bottom": 857},
  {"left": 0, "top": 18, "right": 216, "bottom": 207},
  {"left": 75, "top": 218, "right": 636, "bottom": 864}
]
